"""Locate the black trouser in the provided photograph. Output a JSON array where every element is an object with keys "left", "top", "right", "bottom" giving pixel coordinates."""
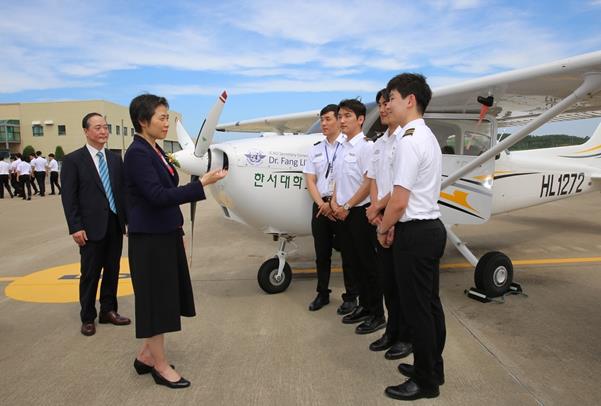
[
  {"left": 50, "top": 171, "right": 61, "bottom": 194},
  {"left": 375, "top": 243, "right": 410, "bottom": 341},
  {"left": 19, "top": 175, "right": 31, "bottom": 199},
  {"left": 339, "top": 205, "right": 383, "bottom": 317},
  {"left": 10, "top": 173, "right": 21, "bottom": 196},
  {"left": 393, "top": 219, "right": 447, "bottom": 390},
  {"left": 311, "top": 202, "right": 357, "bottom": 300},
  {"left": 0, "top": 174, "right": 12, "bottom": 198},
  {"left": 34, "top": 171, "right": 46, "bottom": 196},
  {"left": 30, "top": 174, "right": 38, "bottom": 194},
  {"left": 79, "top": 212, "right": 123, "bottom": 323}
]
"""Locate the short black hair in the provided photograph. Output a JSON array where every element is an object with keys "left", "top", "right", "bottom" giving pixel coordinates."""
[
  {"left": 338, "top": 99, "right": 366, "bottom": 120},
  {"left": 36, "top": 151, "right": 42, "bottom": 156},
  {"left": 386, "top": 73, "right": 432, "bottom": 115},
  {"left": 15, "top": 153, "right": 22, "bottom": 159},
  {"left": 82, "top": 112, "right": 103, "bottom": 129},
  {"left": 376, "top": 88, "right": 388, "bottom": 103},
  {"left": 320, "top": 104, "right": 339, "bottom": 117},
  {"left": 48, "top": 153, "right": 55, "bottom": 158},
  {"left": 129, "top": 94, "right": 169, "bottom": 134}
]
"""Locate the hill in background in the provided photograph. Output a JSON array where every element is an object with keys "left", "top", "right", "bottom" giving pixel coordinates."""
[{"left": 499, "top": 134, "right": 590, "bottom": 151}]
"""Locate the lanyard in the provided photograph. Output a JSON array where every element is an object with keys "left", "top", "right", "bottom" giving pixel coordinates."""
[{"left": 324, "top": 142, "right": 340, "bottom": 179}]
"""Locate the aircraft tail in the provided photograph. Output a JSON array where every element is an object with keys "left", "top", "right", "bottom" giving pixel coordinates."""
[
  {"left": 578, "top": 120, "right": 601, "bottom": 149},
  {"left": 565, "top": 121, "right": 601, "bottom": 161},
  {"left": 176, "top": 118, "right": 195, "bottom": 151}
]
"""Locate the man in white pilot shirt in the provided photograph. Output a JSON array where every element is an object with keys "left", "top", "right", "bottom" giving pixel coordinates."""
[
  {"left": 303, "top": 104, "right": 358, "bottom": 313},
  {"left": 378, "top": 73, "right": 447, "bottom": 401},
  {"left": 331, "top": 99, "right": 385, "bottom": 335},
  {"left": 32, "top": 151, "right": 48, "bottom": 196},
  {"left": 365, "top": 89, "right": 413, "bottom": 361}
]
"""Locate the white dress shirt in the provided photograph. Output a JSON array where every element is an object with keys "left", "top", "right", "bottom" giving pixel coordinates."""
[
  {"left": 367, "top": 125, "right": 402, "bottom": 200},
  {"left": 10, "top": 159, "right": 21, "bottom": 173},
  {"left": 303, "top": 134, "right": 342, "bottom": 197},
  {"left": 334, "top": 131, "right": 373, "bottom": 206},
  {"left": 392, "top": 118, "right": 442, "bottom": 222},
  {"left": 0, "top": 161, "right": 9, "bottom": 175},
  {"left": 86, "top": 144, "right": 106, "bottom": 176},
  {"left": 33, "top": 156, "right": 47, "bottom": 172},
  {"left": 48, "top": 159, "right": 59, "bottom": 172},
  {"left": 17, "top": 161, "right": 33, "bottom": 176}
]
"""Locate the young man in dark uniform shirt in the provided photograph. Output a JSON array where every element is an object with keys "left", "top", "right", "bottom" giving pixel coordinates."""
[{"left": 378, "top": 74, "right": 447, "bottom": 401}]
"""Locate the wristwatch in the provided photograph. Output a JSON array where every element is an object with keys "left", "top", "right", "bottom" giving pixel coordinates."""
[{"left": 343, "top": 202, "right": 351, "bottom": 210}]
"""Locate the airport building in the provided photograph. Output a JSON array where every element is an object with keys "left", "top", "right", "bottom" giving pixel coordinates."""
[{"left": 0, "top": 100, "right": 182, "bottom": 159}]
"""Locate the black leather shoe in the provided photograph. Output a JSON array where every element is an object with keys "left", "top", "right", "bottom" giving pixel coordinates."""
[
  {"left": 81, "top": 322, "right": 95, "bottom": 336},
  {"left": 385, "top": 342, "right": 413, "bottom": 360},
  {"left": 355, "top": 316, "right": 386, "bottom": 334},
  {"left": 385, "top": 379, "right": 439, "bottom": 401},
  {"left": 397, "top": 363, "right": 445, "bottom": 385},
  {"left": 134, "top": 359, "right": 174, "bottom": 375},
  {"left": 369, "top": 333, "right": 395, "bottom": 352},
  {"left": 342, "top": 306, "right": 371, "bottom": 324},
  {"left": 151, "top": 368, "right": 190, "bottom": 389},
  {"left": 337, "top": 299, "right": 357, "bottom": 315},
  {"left": 308, "top": 294, "right": 329, "bottom": 311}
]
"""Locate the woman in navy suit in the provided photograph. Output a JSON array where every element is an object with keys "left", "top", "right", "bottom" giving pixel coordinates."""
[{"left": 124, "top": 94, "right": 226, "bottom": 388}]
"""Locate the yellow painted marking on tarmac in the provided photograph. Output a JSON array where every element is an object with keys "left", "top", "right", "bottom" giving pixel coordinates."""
[
  {"left": 4, "top": 258, "right": 133, "bottom": 303},
  {"left": 0, "top": 277, "right": 18, "bottom": 282},
  {"left": 293, "top": 256, "right": 601, "bottom": 274}
]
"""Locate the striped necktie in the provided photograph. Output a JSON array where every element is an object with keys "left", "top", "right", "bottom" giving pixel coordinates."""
[{"left": 96, "top": 152, "right": 117, "bottom": 214}]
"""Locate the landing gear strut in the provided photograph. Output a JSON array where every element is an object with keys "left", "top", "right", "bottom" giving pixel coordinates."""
[{"left": 257, "top": 235, "right": 295, "bottom": 294}]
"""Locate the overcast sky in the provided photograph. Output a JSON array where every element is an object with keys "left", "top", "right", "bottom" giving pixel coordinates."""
[{"left": 2, "top": 0, "right": 601, "bottom": 138}]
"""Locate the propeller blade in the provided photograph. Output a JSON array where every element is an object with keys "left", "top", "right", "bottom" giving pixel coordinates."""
[
  {"left": 189, "top": 174, "right": 199, "bottom": 266},
  {"left": 194, "top": 91, "right": 227, "bottom": 157}
]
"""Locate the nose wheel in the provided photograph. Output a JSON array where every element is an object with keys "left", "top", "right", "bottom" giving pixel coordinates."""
[
  {"left": 257, "top": 235, "right": 295, "bottom": 294},
  {"left": 257, "top": 257, "right": 292, "bottom": 294}
]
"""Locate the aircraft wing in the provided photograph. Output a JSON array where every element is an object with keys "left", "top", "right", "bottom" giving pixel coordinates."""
[
  {"left": 217, "top": 51, "right": 601, "bottom": 133},
  {"left": 216, "top": 109, "right": 320, "bottom": 134},
  {"left": 429, "top": 50, "right": 601, "bottom": 127}
]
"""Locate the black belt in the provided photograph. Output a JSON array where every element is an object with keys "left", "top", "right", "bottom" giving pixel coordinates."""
[
  {"left": 398, "top": 218, "right": 440, "bottom": 226},
  {"left": 322, "top": 196, "right": 332, "bottom": 202}
]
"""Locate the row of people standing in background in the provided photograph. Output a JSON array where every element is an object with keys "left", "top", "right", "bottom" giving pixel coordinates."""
[
  {"left": 303, "top": 74, "right": 446, "bottom": 401},
  {"left": 0, "top": 152, "right": 61, "bottom": 199}
]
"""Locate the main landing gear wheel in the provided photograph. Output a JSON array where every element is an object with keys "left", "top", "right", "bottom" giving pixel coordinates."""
[
  {"left": 257, "top": 257, "right": 292, "bottom": 294},
  {"left": 474, "top": 251, "right": 513, "bottom": 297}
]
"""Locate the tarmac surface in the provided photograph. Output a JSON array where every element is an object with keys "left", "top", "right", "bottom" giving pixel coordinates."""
[{"left": 1, "top": 188, "right": 600, "bottom": 406}]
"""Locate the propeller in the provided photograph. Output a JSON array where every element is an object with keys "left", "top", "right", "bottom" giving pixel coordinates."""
[{"left": 187, "top": 91, "right": 228, "bottom": 267}]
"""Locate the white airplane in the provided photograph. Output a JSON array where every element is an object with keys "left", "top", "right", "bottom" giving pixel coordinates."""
[{"left": 173, "top": 51, "right": 601, "bottom": 298}]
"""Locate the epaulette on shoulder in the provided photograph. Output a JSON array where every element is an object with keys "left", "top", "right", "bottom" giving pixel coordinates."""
[
  {"left": 313, "top": 140, "right": 322, "bottom": 146},
  {"left": 402, "top": 128, "right": 415, "bottom": 137}
]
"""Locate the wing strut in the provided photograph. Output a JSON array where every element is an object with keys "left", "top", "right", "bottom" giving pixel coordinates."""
[{"left": 442, "top": 72, "right": 601, "bottom": 190}]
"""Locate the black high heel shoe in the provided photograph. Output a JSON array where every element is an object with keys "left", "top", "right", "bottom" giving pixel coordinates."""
[
  {"left": 133, "top": 359, "right": 175, "bottom": 375},
  {"left": 151, "top": 368, "right": 190, "bottom": 389}
]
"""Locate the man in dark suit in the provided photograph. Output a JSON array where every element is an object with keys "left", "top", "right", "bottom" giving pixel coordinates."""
[{"left": 60, "top": 112, "right": 130, "bottom": 336}]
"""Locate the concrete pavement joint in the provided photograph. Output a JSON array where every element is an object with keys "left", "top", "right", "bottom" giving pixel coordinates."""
[{"left": 449, "top": 307, "right": 545, "bottom": 406}]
